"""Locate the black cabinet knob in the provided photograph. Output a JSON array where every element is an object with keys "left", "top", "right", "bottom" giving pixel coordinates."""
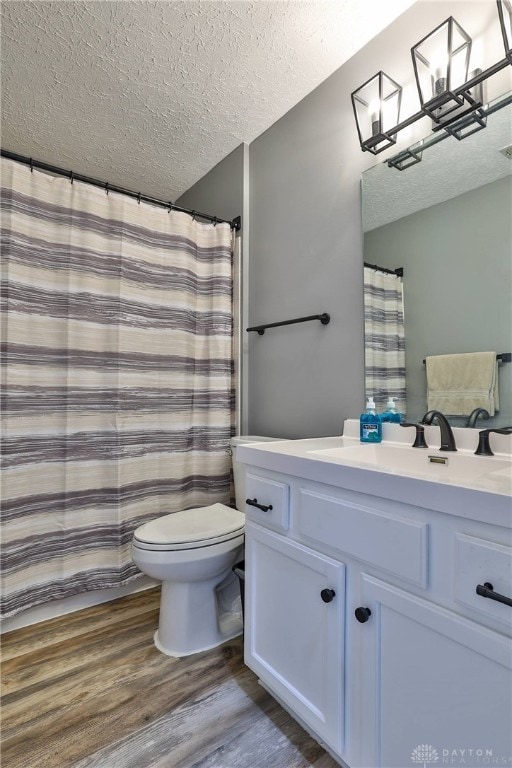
[
  {"left": 355, "top": 606, "right": 372, "bottom": 623},
  {"left": 320, "top": 588, "right": 336, "bottom": 603}
]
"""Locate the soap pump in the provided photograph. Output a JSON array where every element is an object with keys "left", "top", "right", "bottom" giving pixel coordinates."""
[
  {"left": 381, "top": 397, "right": 402, "bottom": 423},
  {"left": 360, "top": 397, "right": 382, "bottom": 443}
]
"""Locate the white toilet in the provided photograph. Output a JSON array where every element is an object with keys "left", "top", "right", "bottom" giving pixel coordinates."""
[{"left": 132, "top": 435, "right": 278, "bottom": 657}]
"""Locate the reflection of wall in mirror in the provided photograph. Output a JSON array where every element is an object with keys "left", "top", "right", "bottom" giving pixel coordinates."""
[{"left": 363, "top": 175, "right": 512, "bottom": 428}]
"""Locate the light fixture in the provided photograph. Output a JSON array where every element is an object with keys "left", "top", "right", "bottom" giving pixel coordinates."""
[
  {"left": 497, "top": 0, "right": 512, "bottom": 61},
  {"left": 387, "top": 142, "right": 423, "bottom": 171},
  {"left": 387, "top": 90, "right": 512, "bottom": 170},
  {"left": 412, "top": 17, "right": 474, "bottom": 124},
  {"left": 352, "top": 3, "right": 511, "bottom": 158},
  {"left": 442, "top": 68, "right": 487, "bottom": 140},
  {"left": 351, "top": 72, "right": 402, "bottom": 154},
  {"left": 443, "top": 108, "right": 486, "bottom": 140}
]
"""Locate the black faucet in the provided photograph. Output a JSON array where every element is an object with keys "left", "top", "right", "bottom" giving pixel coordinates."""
[
  {"left": 466, "top": 408, "right": 490, "bottom": 428},
  {"left": 421, "top": 410, "right": 457, "bottom": 451},
  {"left": 474, "top": 427, "right": 512, "bottom": 456}
]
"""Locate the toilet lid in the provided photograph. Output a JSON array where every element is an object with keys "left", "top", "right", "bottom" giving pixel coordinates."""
[{"left": 133, "top": 503, "right": 245, "bottom": 547}]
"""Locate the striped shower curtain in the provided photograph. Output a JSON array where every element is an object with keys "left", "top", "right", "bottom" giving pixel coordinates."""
[
  {"left": 364, "top": 265, "right": 406, "bottom": 413},
  {"left": 0, "top": 158, "right": 235, "bottom": 618}
]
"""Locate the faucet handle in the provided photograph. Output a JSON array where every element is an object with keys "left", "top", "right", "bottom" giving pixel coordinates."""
[
  {"left": 475, "top": 427, "right": 512, "bottom": 456},
  {"left": 400, "top": 422, "right": 428, "bottom": 448}
]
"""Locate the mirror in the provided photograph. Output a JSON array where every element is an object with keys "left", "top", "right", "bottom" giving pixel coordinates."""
[{"left": 362, "top": 95, "right": 512, "bottom": 428}]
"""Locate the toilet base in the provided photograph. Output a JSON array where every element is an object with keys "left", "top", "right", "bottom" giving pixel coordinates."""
[
  {"left": 154, "top": 564, "right": 243, "bottom": 657},
  {"left": 154, "top": 625, "right": 242, "bottom": 658}
]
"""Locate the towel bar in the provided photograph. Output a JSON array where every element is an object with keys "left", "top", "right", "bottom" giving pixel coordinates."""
[
  {"left": 422, "top": 353, "right": 511, "bottom": 364},
  {"left": 247, "top": 313, "right": 330, "bottom": 335}
]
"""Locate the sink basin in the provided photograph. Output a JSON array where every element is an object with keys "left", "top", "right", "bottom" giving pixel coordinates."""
[{"left": 311, "top": 443, "right": 511, "bottom": 483}]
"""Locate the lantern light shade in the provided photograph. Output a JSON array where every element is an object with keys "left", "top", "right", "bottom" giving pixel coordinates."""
[
  {"left": 411, "top": 17, "right": 472, "bottom": 123},
  {"left": 351, "top": 71, "right": 402, "bottom": 154},
  {"left": 497, "top": 0, "right": 512, "bottom": 61},
  {"left": 443, "top": 108, "right": 487, "bottom": 141},
  {"left": 387, "top": 142, "right": 424, "bottom": 171},
  {"left": 442, "top": 68, "right": 486, "bottom": 140}
]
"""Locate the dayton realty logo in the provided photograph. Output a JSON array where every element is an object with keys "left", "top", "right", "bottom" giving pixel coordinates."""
[{"left": 411, "top": 744, "right": 440, "bottom": 768}]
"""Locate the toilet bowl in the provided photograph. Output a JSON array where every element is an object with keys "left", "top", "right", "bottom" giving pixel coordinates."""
[{"left": 132, "top": 435, "right": 280, "bottom": 657}]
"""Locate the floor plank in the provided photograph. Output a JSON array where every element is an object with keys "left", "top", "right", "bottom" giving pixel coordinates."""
[
  {"left": 1, "top": 588, "right": 340, "bottom": 768},
  {"left": 1, "top": 590, "right": 158, "bottom": 662}
]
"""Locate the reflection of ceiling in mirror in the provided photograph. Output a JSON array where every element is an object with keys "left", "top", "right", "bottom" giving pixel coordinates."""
[{"left": 362, "top": 102, "right": 512, "bottom": 232}]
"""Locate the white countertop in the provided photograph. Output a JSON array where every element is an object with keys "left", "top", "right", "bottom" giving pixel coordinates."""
[{"left": 236, "top": 421, "right": 512, "bottom": 528}]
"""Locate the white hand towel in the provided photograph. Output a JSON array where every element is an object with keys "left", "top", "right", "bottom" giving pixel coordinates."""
[{"left": 426, "top": 351, "right": 499, "bottom": 416}]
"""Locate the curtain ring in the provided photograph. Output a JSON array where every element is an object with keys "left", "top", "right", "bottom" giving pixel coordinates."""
[
  {"left": 70, "top": 171, "right": 74, "bottom": 185},
  {"left": 213, "top": 217, "right": 218, "bottom": 227},
  {"left": 191, "top": 210, "right": 196, "bottom": 221},
  {"left": 137, "top": 192, "right": 141, "bottom": 204},
  {"left": 29, "top": 158, "right": 34, "bottom": 173},
  {"left": 105, "top": 182, "right": 109, "bottom": 196},
  {"left": 168, "top": 202, "right": 173, "bottom": 213}
]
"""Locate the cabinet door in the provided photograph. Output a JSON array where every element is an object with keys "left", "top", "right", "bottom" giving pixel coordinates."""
[
  {"left": 356, "top": 574, "right": 512, "bottom": 768},
  {"left": 245, "top": 522, "right": 345, "bottom": 754}
]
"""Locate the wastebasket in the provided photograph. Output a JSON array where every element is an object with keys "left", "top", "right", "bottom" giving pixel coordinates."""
[{"left": 232, "top": 560, "right": 245, "bottom": 621}]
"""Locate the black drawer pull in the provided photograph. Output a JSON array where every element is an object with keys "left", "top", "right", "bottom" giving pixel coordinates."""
[
  {"left": 246, "top": 498, "right": 273, "bottom": 513},
  {"left": 320, "top": 588, "right": 336, "bottom": 603},
  {"left": 476, "top": 582, "right": 512, "bottom": 608}
]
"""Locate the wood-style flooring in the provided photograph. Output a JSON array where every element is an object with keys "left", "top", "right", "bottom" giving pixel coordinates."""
[{"left": 1, "top": 588, "right": 340, "bottom": 768}]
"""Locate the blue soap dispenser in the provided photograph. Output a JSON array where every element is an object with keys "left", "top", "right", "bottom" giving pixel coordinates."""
[
  {"left": 360, "top": 397, "right": 382, "bottom": 443},
  {"left": 381, "top": 397, "right": 402, "bottom": 423}
]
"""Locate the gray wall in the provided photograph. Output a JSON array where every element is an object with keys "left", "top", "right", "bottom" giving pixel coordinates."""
[
  {"left": 247, "top": 75, "right": 365, "bottom": 438},
  {"left": 364, "top": 176, "right": 512, "bottom": 428},
  {"left": 178, "top": 2, "right": 504, "bottom": 439},
  {"left": 177, "top": 142, "right": 246, "bottom": 223},
  {"left": 246, "top": 1, "right": 479, "bottom": 439}
]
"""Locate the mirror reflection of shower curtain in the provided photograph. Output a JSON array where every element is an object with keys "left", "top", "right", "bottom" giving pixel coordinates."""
[
  {"left": 1, "top": 158, "right": 235, "bottom": 618},
  {"left": 364, "top": 265, "right": 405, "bottom": 413}
]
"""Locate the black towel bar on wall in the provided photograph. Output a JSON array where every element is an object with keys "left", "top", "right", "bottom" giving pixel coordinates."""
[
  {"left": 422, "top": 353, "right": 511, "bottom": 364},
  {"left": 247, "top": 313, "right": 330, "bottom": 335}
]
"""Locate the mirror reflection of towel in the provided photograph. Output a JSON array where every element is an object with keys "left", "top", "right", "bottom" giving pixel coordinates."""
[{"left": 426, "top": 352, "right": 499, "bottom": 416}]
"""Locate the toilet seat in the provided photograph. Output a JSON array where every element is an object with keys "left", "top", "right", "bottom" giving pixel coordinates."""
[{"left": 133, "top": 503, "right": 245, "bottom": 551}]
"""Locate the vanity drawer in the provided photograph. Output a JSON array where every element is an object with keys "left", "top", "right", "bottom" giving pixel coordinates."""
[
  {"left": 454, "top": 533, "right": 512, "bottom": 630},
  {"left": 245, "top": 472, "right": 290, "bottom": 532},
  {"left": 297, "top": 488, "right": 429, "bottom": 587}
]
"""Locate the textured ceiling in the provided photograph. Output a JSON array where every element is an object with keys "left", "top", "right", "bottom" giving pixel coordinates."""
[
  {"left": 362, "top": 102, "right": 512, "bottom": 232},
  {"left": 1, "top": 0, "right": 414, "bottom": 202}
]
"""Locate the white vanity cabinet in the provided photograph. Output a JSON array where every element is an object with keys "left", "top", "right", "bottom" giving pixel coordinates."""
[
  {"left": 242, "top": 461, "right": 512, "bottom": 768},
  {"left": 357, "top": 574, "right": 512, "bottom": 768},
  {"left": 245, "top": 523, "right": 345, "bottom": 754},
  {"left": 243, "top": 469, "right": 346, "bottom": 754}
]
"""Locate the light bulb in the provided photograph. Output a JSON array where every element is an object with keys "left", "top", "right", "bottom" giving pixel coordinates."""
[
  {"left": 368, "top": 98, "right": 381, "bottom": 136},
  {"left": 430, "top": 51, "right": 448, "bottom": 96}
]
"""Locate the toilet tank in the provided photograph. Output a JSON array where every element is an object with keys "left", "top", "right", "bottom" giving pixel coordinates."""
[{"left": 230, "top": 436, "right": 282, "bottom": 511}]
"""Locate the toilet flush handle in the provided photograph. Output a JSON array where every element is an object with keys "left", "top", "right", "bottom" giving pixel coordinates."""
[{"left": 246, "top": 498, "right": 273, "bottom": 513}]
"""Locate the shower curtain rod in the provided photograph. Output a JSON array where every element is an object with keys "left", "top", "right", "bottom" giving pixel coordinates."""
[
  {"left": 364, "top": 262, "right": 403, "bottom": 277},
  {"left": 1, "top": 149, "right": 241, "bottom": 231}
]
